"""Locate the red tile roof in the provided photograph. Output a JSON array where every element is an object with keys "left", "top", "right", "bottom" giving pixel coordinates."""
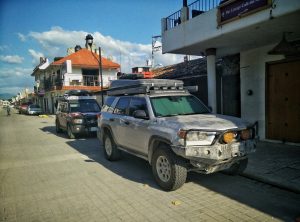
[{"left": 52, "top": 48, "right": 120, "bottom": 69}]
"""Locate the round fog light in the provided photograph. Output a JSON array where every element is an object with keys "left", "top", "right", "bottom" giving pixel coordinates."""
[{"left": 241, "top": 129, "right": 250, "bottom": 140}]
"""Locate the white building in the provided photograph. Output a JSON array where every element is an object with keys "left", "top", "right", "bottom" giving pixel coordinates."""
[
  {"left": 161, "top": 0, "right": 300, "bottom": 143},
  {"left": 31, "top": 48, "right": 120, "bottom": 113}
]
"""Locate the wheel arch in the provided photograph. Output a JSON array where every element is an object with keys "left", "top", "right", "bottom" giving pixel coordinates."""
[
  {"left": 148, "top": 136, "right": 172, "bottom": 164},
  {"left": 101, "top": 124, "right": 117, "bottom": 144}
]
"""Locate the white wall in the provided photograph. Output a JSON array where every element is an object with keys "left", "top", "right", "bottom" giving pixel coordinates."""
[
  {"left": 240, "top": 45, "right": 284, "bottom": 139},
  {"left": 102, "top": 69, "right": 117, "bottom": 87},
  {"left": 64, "top": 67, "right": 82, "bottom": 86},
  {"left": 162, "top": 0, "right": 300, "bottom": 56}
]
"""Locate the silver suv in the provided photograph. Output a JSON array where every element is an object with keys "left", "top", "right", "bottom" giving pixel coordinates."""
[{"left": 97, "top": 79, "right": 257, "bottom": 191}]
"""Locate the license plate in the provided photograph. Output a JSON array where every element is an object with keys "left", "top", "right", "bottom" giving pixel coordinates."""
[{"left": 90, "top": 127, "right": 98, "bottom": 132}]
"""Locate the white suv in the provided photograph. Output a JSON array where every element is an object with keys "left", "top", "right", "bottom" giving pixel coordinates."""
[{"left": 98, "top": 79, "right": 257, "bottom": 191}]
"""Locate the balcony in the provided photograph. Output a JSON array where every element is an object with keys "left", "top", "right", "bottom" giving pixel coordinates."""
[
  {"left": 166, "top": 0, "right": 221, "bottom": 30},
  {"left": 162, "top": 0, "right": 300, "bottom": 57}
]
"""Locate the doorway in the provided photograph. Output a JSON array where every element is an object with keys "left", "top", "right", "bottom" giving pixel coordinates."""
[{"left": 266, "top": 59, "right": 300, "bottom": 143}]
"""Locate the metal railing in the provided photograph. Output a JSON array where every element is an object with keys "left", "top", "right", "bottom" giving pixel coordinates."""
[
  {"left": 83, "top": 75, "right": 100, "bottom": 86},
  {"left": 166, "top": 9, "right": 181, "bottom": 30},
  {"left": 166, "top": 0, "right": 221, "bottom": 30}
]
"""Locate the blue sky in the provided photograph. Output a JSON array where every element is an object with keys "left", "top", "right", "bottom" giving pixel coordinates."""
[{"left": 0, "top": 0, "right": 185, "bottom": 97}]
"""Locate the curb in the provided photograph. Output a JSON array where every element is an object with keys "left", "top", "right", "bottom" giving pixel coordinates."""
[{"left": 241, "top": 172, "right": 300, "bottom": 194}]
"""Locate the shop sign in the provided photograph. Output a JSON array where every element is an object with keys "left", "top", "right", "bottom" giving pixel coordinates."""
[{"left": 218, "top": 0, "right": 272, "bottom": 25}]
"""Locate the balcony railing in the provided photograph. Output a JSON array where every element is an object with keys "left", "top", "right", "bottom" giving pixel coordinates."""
[{"left": 166, "top": 0, "right": 221, "bottom": 30}]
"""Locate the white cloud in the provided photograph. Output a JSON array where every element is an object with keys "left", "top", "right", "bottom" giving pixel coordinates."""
[
  {"left": 27, "top": 26, "right": 185, "bottom": 72},
  {"left": 28, "top": 49, "right": 44, "bottom": 65},
  {"left": 0, "top": 45, "right": 9, "bottom": 51},
  {"left": 0, "top": 55, "right": 24, "bottom": 64},
  {"left": 17, "top": 33, "right": 27, "bottom": 42},
  {"left": 0, "top": 67, "right": 32, "bottom": 79},
  {"left": 0, "top": 66, "right": 34, "bottom": 95}
]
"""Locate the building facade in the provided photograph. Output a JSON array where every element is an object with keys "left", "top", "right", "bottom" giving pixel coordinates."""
[
  {"left": 161, "top": 0, "right": 300, "bottom": 143},
  {"left": 31, "top": 48, "right": 120, "bottom": 113}
]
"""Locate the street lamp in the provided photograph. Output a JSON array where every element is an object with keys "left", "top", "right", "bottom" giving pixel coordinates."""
[{"left": 85, "top": 34, "right": 104, "bottom": 106}]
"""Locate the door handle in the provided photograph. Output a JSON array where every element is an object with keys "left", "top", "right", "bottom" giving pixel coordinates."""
[
  {"left": 124, "top": 121, "right": 130, "bottom": 125},
  {"left": 109, "top": 118, "right": 115, "bottom": 122}
]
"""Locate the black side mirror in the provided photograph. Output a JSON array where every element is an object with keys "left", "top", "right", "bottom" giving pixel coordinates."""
[{"left": 133, "top": 110, "right": 148, "bottom": 120}]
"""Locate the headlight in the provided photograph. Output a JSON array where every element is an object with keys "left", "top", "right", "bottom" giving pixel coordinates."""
[
  {"left": 73, "top": 118, "right": 83, "bottom": 124},
  {"left": 222, "top": 132, "right": 236, "bottom": 144},
  {"left": 178, "top": 130, "right": 216, "bottom": 146}
]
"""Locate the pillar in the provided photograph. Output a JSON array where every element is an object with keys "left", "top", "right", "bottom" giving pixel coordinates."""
[{"left": 206, "top": 48, "right": 217, "bottom": 113}]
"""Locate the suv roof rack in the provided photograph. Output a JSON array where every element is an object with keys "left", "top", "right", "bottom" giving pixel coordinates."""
[
  {"left": 107, "top": 79, "right": 187, "bottom": 96},
  {"left": 64, "top": 90, "right": 92, "bottom": 96}
]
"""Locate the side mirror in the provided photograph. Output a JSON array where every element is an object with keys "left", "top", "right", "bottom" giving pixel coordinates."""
[{"left": 133, "top": 110, "right": 148, "bottom": 120}]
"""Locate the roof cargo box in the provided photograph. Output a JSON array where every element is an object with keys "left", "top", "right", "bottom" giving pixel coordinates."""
[{"left": 108, "top": 79, "right": 186, "bottom": 96}]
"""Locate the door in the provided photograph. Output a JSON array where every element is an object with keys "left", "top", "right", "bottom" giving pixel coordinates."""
[
  {"left": 111, "top": 97, "right": 131, "bottom": 146},
  {"left": 57, "top": 102, "right": 68, "bottom": 129},
  {"left": 267, "top": 59, "right": 300, "bottom": 143},
  {"left": 122, "top": 97, "right": 150, "bottom": 155}
]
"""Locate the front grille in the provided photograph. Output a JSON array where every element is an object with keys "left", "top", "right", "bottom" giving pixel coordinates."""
[{"left": 85, "top": 116, "right": 97, "bottom": 126}]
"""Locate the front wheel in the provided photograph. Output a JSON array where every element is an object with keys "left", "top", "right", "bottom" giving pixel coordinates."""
[
  {"left": 103, "top": 132, "right": 121, "bottom": 161},
  {"left": 151, "top": 145, "right": 187, "bottom": 191},
  {"left": 56, "top": 120, "right": 62, "bottom": 133},
  {"left": 67, "top": 124, "right": 76, "bottom": 139}
]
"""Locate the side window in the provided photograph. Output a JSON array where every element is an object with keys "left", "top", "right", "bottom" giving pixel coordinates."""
[
  {"left": 60, "top": 102, "right": 68, "bottom": 113},
  {"left": 102, "top": 96, "right": 116, "bottom": 113},
  {"left": 113, "top": 97, "right": 130, "bottom": 115},
  {"left": 129, "top": 98, "right": 148, "bottom": 117}
]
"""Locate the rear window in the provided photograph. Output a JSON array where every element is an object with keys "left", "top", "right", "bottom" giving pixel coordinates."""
[
  {"left": 113, "top": 97, "right": 130, "bottom": 115},
  {"left": 102, "top": 96, "right": 116, "bottom": 112}
]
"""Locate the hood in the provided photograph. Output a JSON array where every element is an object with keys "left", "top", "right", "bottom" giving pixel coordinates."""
[
  {"left": 81, "top": 112, "right": 100, "bottom": 117},
  {"left": 160, "top": 114, "right": 250, "bottom": 131}
]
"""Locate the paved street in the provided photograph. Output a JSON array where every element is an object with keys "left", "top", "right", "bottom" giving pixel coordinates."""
[{"left": 1, "top": 108, "right": 300, "bottom": 222}]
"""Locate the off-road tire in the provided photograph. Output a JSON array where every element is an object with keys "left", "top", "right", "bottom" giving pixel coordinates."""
[
  {"left": 67, "top": 124, "right": 76, "bottom": 139},
  {"left": 224, "top": 158, "right": 248, "bottom": 175},
  {"left": 56, "top": 120, "right": 62, "bottom": 133},
  {"left": 103, "top": 132, "right": 121, "bottom": 161},
  {"left": 151, "top": 145, "right": 187, "bottom": 191}
]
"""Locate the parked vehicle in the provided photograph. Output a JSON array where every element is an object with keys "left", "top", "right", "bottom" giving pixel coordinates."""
[
  {"left": 97, "top": 79, "right": 258, "bottom": 191},
  {"left": 19, "top": 102, "right": 32, "bottom": 114},
  {"left": 55, "top": 90, "right": 101, "bottom": 139},
  {"left": 27, "top": 104, "right": 42, "bottom": 115}
]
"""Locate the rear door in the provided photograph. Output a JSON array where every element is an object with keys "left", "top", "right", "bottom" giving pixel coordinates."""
[
  {"left": 121, "top": 97, "right": 151, "bottom": 155},
  {"left": 111, "top": 97, "right": 131, "bottom": 145}
]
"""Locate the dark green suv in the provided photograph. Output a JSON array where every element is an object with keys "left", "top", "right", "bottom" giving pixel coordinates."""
[{"left": 55, "top": 90, "right": 101, "bottom": 139}]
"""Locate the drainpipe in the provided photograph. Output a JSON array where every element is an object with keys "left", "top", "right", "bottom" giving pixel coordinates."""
[{"left": 206, "top": 48, "right": 217, "bottom": 113}]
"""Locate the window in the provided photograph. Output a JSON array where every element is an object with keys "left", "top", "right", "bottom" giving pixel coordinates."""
[
  {"left": 102, "top": 96, "right": 116, "bottom": 113},
  {"left": 150, "top": 95, "right": 209, "bottom": 117},
  {"left": 113, "top": 97, "right": 130, "bottom": 115},
  {"left": 69, "top": 100, "right": 100, "bottom": 113},
  {"left": 82, "top": 69, "right": 99, "bottom": 86},
  {"left": 128, "top": 98, "right": 148, "bottom": 117},
  {"left": 59, "top": 102, "right": 68, "bottom": 112}
]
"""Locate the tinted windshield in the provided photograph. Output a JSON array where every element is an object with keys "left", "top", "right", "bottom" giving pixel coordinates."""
[
  {"left": 150, "top": 95, "right": 209, "bottom": 117},
  {"left": 30, "top": 105, "right": 40, "bottom": 108},
  {"left": 69, "top": 100, "right": 100, "bottom": 113}
]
